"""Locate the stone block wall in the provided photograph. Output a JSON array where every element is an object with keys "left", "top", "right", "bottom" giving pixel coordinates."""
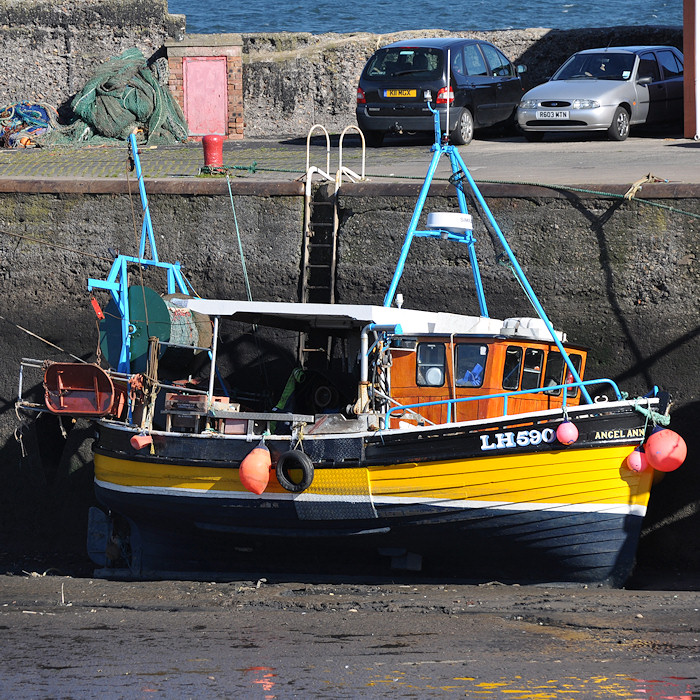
[
  {"left": 0, "top": 4, "right": 683, "bottom": 140},
  {"left": 0, "top": 0, "right": 185, "bottom": 109},
  {"left": 241, "top": 26, "right": 684, "bottom": 137}
]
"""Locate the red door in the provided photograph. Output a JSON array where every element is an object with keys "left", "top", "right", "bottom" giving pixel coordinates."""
[{"left": 183, "top": 57, "right": 228, "bottom": 137}]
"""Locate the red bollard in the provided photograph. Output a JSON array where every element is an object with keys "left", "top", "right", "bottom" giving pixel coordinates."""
[{"left": 202, "top": 134, "right": 224, "bottom": 167}]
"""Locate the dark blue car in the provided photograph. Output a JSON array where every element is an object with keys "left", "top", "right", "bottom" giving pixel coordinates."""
[{"left": 356, "top": 38, "right": 526, "bottom": 147}]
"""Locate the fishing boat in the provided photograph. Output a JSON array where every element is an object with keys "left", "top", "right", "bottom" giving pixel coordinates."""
[{"left": 17, "top": 105, "right": 686, "bottom": 585}]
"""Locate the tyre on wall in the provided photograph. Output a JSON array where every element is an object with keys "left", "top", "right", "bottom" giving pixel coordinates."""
[{"left": 275, "top": 450, "right": 315, "bottom": 493}]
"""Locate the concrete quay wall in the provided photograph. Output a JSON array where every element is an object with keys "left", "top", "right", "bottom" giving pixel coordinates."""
[
  {"left": 0, "top": 1, "right": 682, "bottom": 138},
  {"left": 241, "top": 25, "right": 683, "bottom": 137},
  {"left": 0, "top": 179, "right": 697, "bottom": 575}
]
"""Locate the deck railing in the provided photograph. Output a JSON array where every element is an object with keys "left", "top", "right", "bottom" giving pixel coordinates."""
[{"left": 383, "top": 378, "right": 629, "bottom": 428}]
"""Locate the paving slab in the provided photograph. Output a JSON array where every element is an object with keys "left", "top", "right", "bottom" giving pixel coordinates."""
[{"left": 0, "top": 132, "right": 697, "bottom": 188}]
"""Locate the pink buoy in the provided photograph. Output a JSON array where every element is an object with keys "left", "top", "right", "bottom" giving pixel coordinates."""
[
  {"left": 240, "top": 444, "right": 272, "bottom": 495},
  {"left": 130, "top": 433, "right": 153, "bottom": 450},
  {"left": 626, "top": 446, "right": 648, "bottom": 473},
  {"left": 644, "top": 427, "right": 687, "bottom": 472},
  {"left": 556, "top": 420, "right": 578, "bottom": 445}
]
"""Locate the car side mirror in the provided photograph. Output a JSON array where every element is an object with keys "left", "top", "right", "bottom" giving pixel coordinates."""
[
  {"left": 637, "top": 76, "right": 652, "bottom": 85},
  {"left": 517, "top": 64, "right": 527, "bottom": 74}
]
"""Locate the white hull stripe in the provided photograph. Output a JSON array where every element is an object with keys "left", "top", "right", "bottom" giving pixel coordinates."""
[{"left": 95, "top": 479, "right": 646, "bottom": 517}]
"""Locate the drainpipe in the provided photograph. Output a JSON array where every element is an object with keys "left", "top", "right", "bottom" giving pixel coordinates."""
[{"left": 696, "top": 0, "right": 700, "bottom": 139}]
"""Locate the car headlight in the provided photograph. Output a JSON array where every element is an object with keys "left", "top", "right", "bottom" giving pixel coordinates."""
[
  {"left": 571, "top": 99, "right": 600, "bottom": 109},
  {"left": 519, "top": 99, "right": 539, "bottom": 109}
]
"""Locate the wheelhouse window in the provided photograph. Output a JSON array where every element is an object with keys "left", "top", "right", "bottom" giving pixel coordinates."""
[
  {"left": 543, "top": 352, "right": 583, "bottom": 397},
  {"left": 502, "top": 346, "right": 523, "bottom": 390},
  {"left": 455, "top": 343, "right": 488, "bottom": 387},
  {"left": 417, "top": 342, "right": 446, "bottom": 387},
  {"left": 521, "top": 348, "right": 544, "bottom": 391}
]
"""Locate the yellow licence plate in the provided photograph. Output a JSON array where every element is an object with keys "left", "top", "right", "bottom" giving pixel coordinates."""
[{"left": 385, "top": 89, "right": 416, "bottom": 98}]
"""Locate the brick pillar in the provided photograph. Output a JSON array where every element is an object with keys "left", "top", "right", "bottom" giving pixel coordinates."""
[{"left": 165, "top": 33, "right": 244, "bottom": 140}]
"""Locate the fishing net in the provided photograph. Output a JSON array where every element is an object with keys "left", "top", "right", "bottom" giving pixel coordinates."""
[
  {"left": 38, "top": 47, "right": 189, "bottom": 146},
  {"left": 0, "top": 102, "right": 60, "bottom": 147}
]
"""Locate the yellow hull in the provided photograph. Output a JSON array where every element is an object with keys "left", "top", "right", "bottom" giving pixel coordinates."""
[{"left": 94, "top": 443, "right": 651, "bottom": 514}]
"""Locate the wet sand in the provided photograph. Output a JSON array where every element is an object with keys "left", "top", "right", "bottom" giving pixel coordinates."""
[{"left": 2, "top": 570, "right": 698, "bottom": 698}]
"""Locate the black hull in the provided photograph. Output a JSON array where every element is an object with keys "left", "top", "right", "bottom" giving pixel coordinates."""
[{"left": 89, "top": 400, "right": 656, "bottom": 585}]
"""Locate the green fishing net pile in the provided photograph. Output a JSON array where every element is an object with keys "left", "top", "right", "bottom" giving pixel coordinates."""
[{"left": 40, "top": 48, "right": 189, "bottom": 145}]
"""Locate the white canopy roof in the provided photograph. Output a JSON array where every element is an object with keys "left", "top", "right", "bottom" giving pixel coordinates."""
[
  {"left": 170, "top": 298, "right": 504, "bottom": 335},
  {"left": 171, "top": 298, "right": 566, "bottom": 341}
]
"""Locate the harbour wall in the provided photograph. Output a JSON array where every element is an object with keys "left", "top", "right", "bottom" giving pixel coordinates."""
[
  {"left": 0, "top": 180, "right": 698, "bottom": 576},
  {"left": 0, "top": 0, "right": 683, "bottom": 137}
]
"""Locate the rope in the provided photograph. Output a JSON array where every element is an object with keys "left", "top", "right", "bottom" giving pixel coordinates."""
[
  {"left": 496, "top": 254, "right": 540, "bottom": 315},
  {"left": 226, "top": 173, "right": 253, "bottom": 302},
  {"left": 0, "top": 313, "right": 87, "bottom": 363},
  {"left": 0, "top": 102, "right": 58, "bottom": 147},
  {"left": 473, "top": 178, "right": 700, "bottom": 221},
  {"left": 623, "top": 173, "right": 667, "bottom": 200},
  {"left": 141, "top": 336, "right": 161, "bottom": 437},
  {"left": 634, "top": 400, "right": 670, "bottom": 426},
  {"left": 223, "top": 172, "right": 275, "bottom": 402},
  {"left": 199, "top": 163, "right": 700, "bottom": 222},
  {"left": 0, "top": 229, "right": 113, "bottom": 261}
]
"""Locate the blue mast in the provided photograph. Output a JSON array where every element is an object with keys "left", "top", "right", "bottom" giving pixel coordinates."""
[
  {"left": 87, "top": 133, "right": 190, "bottom": 373},
  {"left": 383, "top": 102, "right": 592, "bottom": 404}
]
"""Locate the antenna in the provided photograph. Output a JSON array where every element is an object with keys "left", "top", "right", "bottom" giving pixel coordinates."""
[{"left": 446, "top": 49, "right": 451, "bottom": 142}]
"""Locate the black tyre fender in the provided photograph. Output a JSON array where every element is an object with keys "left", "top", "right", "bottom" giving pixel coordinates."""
[{"left": 275, "top": 450, "right": 314, "bottom": 493}]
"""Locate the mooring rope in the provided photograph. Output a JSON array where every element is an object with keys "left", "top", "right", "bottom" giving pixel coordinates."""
[{"left": 226, "top": 172, "right": 253, "bottom": 302}]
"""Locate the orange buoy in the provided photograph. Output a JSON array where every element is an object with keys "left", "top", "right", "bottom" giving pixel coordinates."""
[
  {"left": 240, "top": 444, "right": 271, "bottom": 495},
  {"left": 130, "top": 433, "right": 153, "bottom": 450},
  {"left": 644, "top": 427, "right": 687, "bottom": 472}
]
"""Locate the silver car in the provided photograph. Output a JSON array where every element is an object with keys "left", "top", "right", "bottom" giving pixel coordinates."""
[{"left": 517, "top": 46, "right": 684, "bottom": 141}]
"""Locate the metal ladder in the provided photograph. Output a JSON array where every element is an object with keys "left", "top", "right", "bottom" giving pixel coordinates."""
[{"left": 298, "top": 125, "right": 366, "bottom": 367}]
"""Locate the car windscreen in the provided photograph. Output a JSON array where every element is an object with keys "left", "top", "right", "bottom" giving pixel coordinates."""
[
  {"left": 362, "top": 47, "right": 443, "bottom": 81},
  {"left": 552, "top": 52, "right": 636, "bottom": 81}
]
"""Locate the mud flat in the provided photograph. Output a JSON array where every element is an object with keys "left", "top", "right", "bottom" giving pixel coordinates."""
[{"left": 1, "top": 571, "right": 698, "bottom": 697}]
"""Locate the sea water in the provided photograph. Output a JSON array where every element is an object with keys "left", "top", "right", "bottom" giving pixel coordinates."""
[{"left": 168, "top": 0, "right": 682, "bottom": 35}]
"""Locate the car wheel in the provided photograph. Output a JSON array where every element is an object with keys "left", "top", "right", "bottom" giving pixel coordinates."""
[
  {"left": 363, "top": 130, "right": 384, "bottom": 148},
  {"left": 607, "top": 107, "right": 630, "bottom": 141},
  {"left": 451, "top": 108, "right": 474, "bottom": 145},
  {"left": 523, "top": 131, "right": 545, "bottom": 142}
]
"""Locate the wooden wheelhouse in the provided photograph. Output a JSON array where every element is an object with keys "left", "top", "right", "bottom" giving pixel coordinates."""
[{"left": 385, "top": 321, "right": 588, "bottom": 427}]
